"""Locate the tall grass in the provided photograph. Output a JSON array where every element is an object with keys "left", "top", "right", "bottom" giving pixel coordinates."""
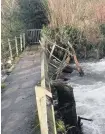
[{"left": 47, "top": 0, "right": 105, "bottom": 44}]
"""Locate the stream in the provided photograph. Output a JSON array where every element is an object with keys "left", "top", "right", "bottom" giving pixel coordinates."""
[{"left": 68, "top": 58, "right": 105, "bottom": 134}]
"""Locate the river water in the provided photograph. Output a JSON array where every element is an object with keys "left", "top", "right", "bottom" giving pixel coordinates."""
[{"left": 68, "top": 58, "right": 105, "bottom": 134}]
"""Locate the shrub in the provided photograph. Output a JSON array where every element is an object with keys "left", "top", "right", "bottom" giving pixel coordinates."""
[
  {"left": 41, "top": 26, "right": 87, "bottom": 58},
  {"left": 43, "top": 0, "right": 105, "bottom": 59},
  {"left": 41, "top": 24, "right": 105, "bottom": 59}
]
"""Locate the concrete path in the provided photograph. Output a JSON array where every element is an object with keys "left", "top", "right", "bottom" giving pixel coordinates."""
[{"left": 1, "top": 48, "right": 41, "bottom": 134}]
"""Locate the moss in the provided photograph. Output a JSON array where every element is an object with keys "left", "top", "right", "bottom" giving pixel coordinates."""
[{"left": 1, "top": 83, "right": 6, "bottom": 89}]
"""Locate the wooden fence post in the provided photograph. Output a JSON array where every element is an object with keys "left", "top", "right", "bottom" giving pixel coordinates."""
[
  {"left": 84, "top": 46, "right": 87, "bottom": 59},
  {"left": 49, "top": 43, "right": 56, "bottom": 61},
  {"left": 23, "top": 33, "right": 25, "bottom": 50},
  {"left": 20, "top": 34, "right": 23, "bottom": 52},
  {"left": 2, "top": 43, "right": 5, "bottom": 50},
  {"left": 15, "top": 36, "right": 18, "bottom": 56},
  {"left": 1, "top": 44, "right": 5, "bottom": 70},
  {"left": 8, "top": 38, "right": 13, "bottom": 61},
  {"left": 96, "top": 48, "right": 100, "bottom": 60}
]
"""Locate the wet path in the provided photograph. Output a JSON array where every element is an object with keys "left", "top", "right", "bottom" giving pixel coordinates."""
[{"left": 1, "top": 48, "right": 41, "bottom": 134}]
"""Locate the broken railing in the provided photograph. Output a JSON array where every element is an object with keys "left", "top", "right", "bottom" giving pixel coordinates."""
[
  {"left": 44, "top": 38, "right": 84, "bottom": 78},
  {"left": 35, "top": 36, "right": 85, "bottom": 134}
]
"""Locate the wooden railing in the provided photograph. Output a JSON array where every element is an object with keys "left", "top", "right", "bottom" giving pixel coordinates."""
[{"left": 35, "top": 37, "right": 57, "bottom": 134}]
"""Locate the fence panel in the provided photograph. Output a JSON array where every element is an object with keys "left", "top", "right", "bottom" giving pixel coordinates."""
[{"left": 26, "top": 29, "right": 41, "bottom": 44}]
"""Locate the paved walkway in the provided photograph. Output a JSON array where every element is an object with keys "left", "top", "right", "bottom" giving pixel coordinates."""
[{"left": 1, "top": 48, "right": 41, "bottom": 134}]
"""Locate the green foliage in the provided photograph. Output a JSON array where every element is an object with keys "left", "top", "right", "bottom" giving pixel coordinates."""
[
  {"left": 41, "top": 26, "right": 87, "bottom": 51},
  {"left": 100, "top": 24, "right": 105, "bottom": 36},
  {"left": 1, "top": 0, "right": 25, "bottom": 41},
  {"left": 1, "top": 0, "right": 48, "bottom": 42},
  {"left": 1, "top": 83, "right": 6, "bottom": 89},
  {"left": 56, "top": 119, "right": 66, "bottom": 134},
  {"left": 42, "top": 26, "right": 86, "bottom": 45},
  {"left": 61, "top": 26, "right": 87, "bottom": 48},
  {"left": 18, "top": 0, "right": 49, "bottom": 29},
  {"left": 41, "top": 26, "right": 55, "bottom": 39},
  {"left": 41, "top": 25, "right": 105, "bottom": 59}
]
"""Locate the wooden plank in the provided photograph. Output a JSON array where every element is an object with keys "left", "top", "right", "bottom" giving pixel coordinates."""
[
  {"left": 27, "top": 29, "right": 41, "bottom": 31},
  {"left": 37, "top": 30, "right": 40, "bottom": 43},
  {"left": 1, "top": 44, "right": 5, "bottom": 70},
  {"left": 31, "top": 31, "right": 33, "bottom": 43},
  {"left": 49, "top": 43, "right": 56, "bottom": 61},
  {"left": 35, "top": 86, "right": 56, "bottom": 134},
  {"left": 15, "top": 36, "right": 18, "bottom": 56},
  {"left": 20, "top": 34, "right": 23, "bottom": 52},
  {"left": 56, "top": 47, "right": 69, "bottom": 79},
  {"left": 47, "top": 39, "right": 68, "bottom": 52},
  {"left": 46, "top": 48, "right": 62, "bottom": 63},
  {"left": 36, "top": 30, "right": 38, "bottom": 43},
  {"left": 36, "top": 30, "right": 37, "bottom": 43},
  {"left": 41, "top": 47, "right": 46, "bottom": 88},
  {"left": 49, "top": 62, "right": 58, "bottom": 68},
  {"left": 23, "top": 33, "right": 25, "bottom": 49},
  {"left": 35, "top": 86, "right": 48, "bottom": 134},
  {"left": 45, "top": 89, "right": 52, "bottom": 98},
  {"left": 8, "top": 38, "right": 13, "bottom": 61}
]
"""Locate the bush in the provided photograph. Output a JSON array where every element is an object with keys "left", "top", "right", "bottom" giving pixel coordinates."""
[
  {"left": 41, "top": 25, "right": 105, "bottom": 59},
  {"left": 100, "top": 24, "right": 105, "bottom": 36},
  {"left": 43, "top": 0, "right": 105, "bottom": 59},
  {"left": 41, "top": 26, "right": 86, "bottom": 58}
]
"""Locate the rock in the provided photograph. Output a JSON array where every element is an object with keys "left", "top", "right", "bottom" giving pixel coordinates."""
[
  {"left": 62, "top": 65, "right": 74, "bottom": 74},
  {"left": 51, "top": 82, "right": 81, "bottom": 134}
]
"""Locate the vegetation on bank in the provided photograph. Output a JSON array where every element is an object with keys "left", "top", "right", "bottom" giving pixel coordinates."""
[
  {"left": 41, "top": 25, "right": 105, "bottom": 59},
  {"left": 41, "top": 0, "right": 105, "bottom": 59},
  {"left": 1, "top": 0, "right": 105, "bottom": 59}
]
